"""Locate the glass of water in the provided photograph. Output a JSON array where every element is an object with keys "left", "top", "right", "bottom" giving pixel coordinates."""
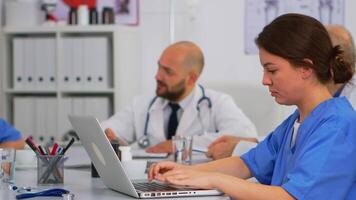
[
  {"left": 0, "top": 148, "right": 16, "bottom": 188},
  {"left": 172, "top": 136, "right": 193, "bottom": 165}
]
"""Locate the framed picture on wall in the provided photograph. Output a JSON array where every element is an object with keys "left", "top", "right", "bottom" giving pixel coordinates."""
[{"left": 114, "top": 0, "right": 139, "bottom": 25}]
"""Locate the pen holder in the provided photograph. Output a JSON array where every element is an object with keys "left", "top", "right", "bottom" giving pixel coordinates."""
[{"left": 37, "top": 155, "right": 64, "bottom": 185}]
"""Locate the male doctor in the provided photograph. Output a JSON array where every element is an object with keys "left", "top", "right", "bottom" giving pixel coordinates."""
[
  {"left": 205, "top": 25, "right": 356, "bottom": 160},
  {"left": 326, "top": 25, "right": 356, "bottom": 109},
  {"left": 101, "top": 41, "right": 257, "bottom": 153}
]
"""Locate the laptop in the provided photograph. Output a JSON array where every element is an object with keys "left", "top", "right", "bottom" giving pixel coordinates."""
[{"left": 68, "top": 115, "right": 222, "bottom": 198}]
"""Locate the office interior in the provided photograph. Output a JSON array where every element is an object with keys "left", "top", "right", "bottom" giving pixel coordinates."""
[{"left": 0, "top": 0, "right": 355, "bottom": 168}]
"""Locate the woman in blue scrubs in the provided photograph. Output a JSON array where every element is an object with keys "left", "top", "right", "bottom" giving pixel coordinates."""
[
  {"left": 0, "top": 118, "right": 24, "bottom": 149},
  {"left": 148, "top": 13, "right": 356, "bottom": 200}
]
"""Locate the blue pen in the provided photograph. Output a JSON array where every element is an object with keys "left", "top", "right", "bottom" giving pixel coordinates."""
[
  {"left": 192, "top": 148, "right": 207, "bottom": 153},
  {"left": 15, "top": 188, "right": 69, "bottom": 199}
]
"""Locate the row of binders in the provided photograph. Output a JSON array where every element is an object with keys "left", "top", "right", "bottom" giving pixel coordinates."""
[
  {"left": 14, "top": 96, "right": 110, "bottom": 143},
  {"left": 13, "top": 36, "right": 111, "bottom": 90}
]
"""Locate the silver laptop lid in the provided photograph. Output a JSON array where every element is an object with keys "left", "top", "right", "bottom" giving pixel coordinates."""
[{"left": 68, "top": 115, "right": 139, "bottom": 198}]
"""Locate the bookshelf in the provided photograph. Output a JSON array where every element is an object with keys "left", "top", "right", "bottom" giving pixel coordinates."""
[{"left": 1, "top": 25, "right": 141, "bottom": 142}]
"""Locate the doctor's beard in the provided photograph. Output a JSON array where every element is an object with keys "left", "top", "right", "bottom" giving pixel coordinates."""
[{"left": 156, "top": 79, "right": 186, "bottom": 102}]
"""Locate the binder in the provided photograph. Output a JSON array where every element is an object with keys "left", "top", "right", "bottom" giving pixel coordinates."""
[
  {"left": 45, "top": 98, "right": 58, "bottom": 142},
  {"left": 44, "top": 38, "right": 56, "bottom": 89},
  {"left": 14, "top": 97, "right": 36, "bottom": 139},
  {"left": 84, "top": 97, "right": 110, "bottom": 121},
  {"left": 13, "top": 38, "right": 25, "bottom": 89},
  {"left": 35, "top": 97, "right": 46, "bottom": 141},
  {"left": 72, "top": 38, "right": 84, "bottom": 89},
  {"left": 72, "top": 97, "right": 85, "bottom": 116},
  {"left": 95, "top": 37, "right": 109, "bottom": 89},
  {"left": 24, "top": 38, "right": 35, "bottom": 89},
  {"left": 58, "top": 97, "right": 73, "bottom": 136},
  {"left": 34, "top": 38, "right": 45, "bottom": 89},
  {"left": 83, "top": 37, "right": 109, "bottom": 89},
  {"left": 62, "top": 38, "right": 73, "bottom": 89},
  {"left": 83, "top": 38, "right": 95, "bottom": 88}
]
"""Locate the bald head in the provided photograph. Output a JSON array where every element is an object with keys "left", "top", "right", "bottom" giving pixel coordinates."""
[
  {"left": 326, "top": 25, "right": 356, "bottom": 68},
  {"left": 164, "top": 41, "right": 205, "bottom": 75},
  {"left": 155, "top": 41, "right": 205, "bottom": 102}
]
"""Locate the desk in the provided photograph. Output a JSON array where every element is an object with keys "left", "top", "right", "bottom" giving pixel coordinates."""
[{"left": 1, "top": 168, "right": 229, "bottom": 200}]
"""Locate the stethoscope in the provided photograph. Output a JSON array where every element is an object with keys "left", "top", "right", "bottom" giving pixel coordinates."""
[{"left": 138, "top": 85, "right": 212, "bottom": 148}]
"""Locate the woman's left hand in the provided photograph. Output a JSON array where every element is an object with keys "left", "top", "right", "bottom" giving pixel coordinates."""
[{"left": 157, "top": 168, "right": 219, "bottom": 190}]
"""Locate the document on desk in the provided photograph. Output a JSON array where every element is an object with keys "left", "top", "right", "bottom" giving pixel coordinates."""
[
  {"left": 192, "top": 134, "right": 219, "bottom": 153},
  {"left": 131, "top": 149, "right": 168, "bottom": 159}
]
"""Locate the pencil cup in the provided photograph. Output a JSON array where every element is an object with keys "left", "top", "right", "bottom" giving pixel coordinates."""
[{"left": 37, "top": 155, "right": 64, "bottom": 185}]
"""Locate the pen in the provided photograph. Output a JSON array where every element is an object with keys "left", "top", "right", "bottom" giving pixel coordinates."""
[
  {"left": 192, "top": 148, "right": 207, "bottom": 153},
  {"left": 25, "top": 137, "right": 42, "bottom": 156},
  {"left": 50, "top": 143, "right": 59, "bottom": 155},
  {"left": 38, "top": 145, "right": 48, "bottom": 155},
  {"left": 61, "top": 138, "right": 75, "bottom": 155}
]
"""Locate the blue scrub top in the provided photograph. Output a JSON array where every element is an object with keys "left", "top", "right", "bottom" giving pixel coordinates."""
[
  {"left": 241, "top": 97, "right": 356, "bottom": 200},
  {"left": 0, "top": 118, "right": 22, "bottom": 143}
]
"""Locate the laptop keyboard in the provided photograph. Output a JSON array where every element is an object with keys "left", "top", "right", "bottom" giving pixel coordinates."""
[{"left": 133, "top": 182, "right": 182, "bottom": 192}]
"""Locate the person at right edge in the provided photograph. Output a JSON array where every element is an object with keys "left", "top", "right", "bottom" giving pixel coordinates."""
[
  {"left": 206, "top": 24, "right": 356, "bottom": 160},
  {"left": 148, "top": 13, "right": 356, "bottom": 199}
]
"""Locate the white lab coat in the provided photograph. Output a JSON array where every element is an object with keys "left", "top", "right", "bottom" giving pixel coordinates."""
[
  {"left": 341, "top": 73, "right": 356, "bottom": 110},
  {"left": 101, "top": 86, "right": 257, "bottom": 149}
]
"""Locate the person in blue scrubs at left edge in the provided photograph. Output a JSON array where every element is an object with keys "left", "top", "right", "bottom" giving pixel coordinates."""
[
  {"left": 0, "top": 118, "right": 25, "bottom": 149},
  {"left": 148, "top": 14, "right": 356, "bottom": 199}
]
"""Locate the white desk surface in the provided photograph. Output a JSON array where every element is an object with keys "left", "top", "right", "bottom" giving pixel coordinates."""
[{"left": 1, "top": 167, "right": 230, "bottom": 200}]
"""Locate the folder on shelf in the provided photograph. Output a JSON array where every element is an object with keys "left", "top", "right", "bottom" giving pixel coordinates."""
[
  {"left": 35, "top": 97, "right": 46, "bottom": 141},
  {"left": 84, "top": 97, "right": 110, "bottom": 121},
  {"left": 34, "top": 38, "right": 43, "bottom": 89},
  {"left": 83, "top": 38, "right": 96, "bottom": 89},
  {"left": 72, "top": 38, "right": 84, "bottom": 89},
  {"left": 72, "top": 97, "right": 85, "bottom": 116},
  {"left": 58, "top": 97, "right": 73, "bottom": 137},
  {"left": 43, "top": 38, "right": 56, "bottom": 90},
  {"left": 45, "top": 98, "right": 58, "bottom": 142},
  {"left": 83, "top": 37, "right": 110, "bottom": 89},
  {"left": 13, "top": 38, "right": 25, "bottom": 89},
  {"left": 96, "top": 37, "right": 110, "bottom": 89},
  {"left": 62, "top": 38, "right": 73, "bottom": 89},
  {"left": 24, "top": 38, "right": 35, "bottom": 89},
  {"left": 14, "top": 97, "right": 36, "bottom": 139}
]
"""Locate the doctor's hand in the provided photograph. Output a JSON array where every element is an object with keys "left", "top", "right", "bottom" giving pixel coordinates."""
[
  {"left": 145, "top": 140, "right": 173, "bottom": 153},
  {"left": 104, "top": 128, "right": 128, "bottom": 146},
  {"left": 206, "top": 135, "right": 258, "bottom": 160},
  {"left": 148, "top": 161, "right": 217, "bottom": 189}
]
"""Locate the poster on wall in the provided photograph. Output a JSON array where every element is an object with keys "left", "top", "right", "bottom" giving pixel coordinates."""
[{"left": 244, "top": 0, "right": 345, "bottom": 54}]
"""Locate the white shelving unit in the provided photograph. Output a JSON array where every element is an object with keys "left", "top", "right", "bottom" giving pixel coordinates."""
[{"left": 1, "top": 25, "right": 141, "bottom": 142}]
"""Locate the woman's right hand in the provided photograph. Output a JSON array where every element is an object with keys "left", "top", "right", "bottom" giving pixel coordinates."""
[{"left": 148, "top": 161, "right": 187, "bottom": 182}]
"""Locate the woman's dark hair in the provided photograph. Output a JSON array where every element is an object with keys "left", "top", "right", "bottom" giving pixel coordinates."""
[{"left": 255, "top": 13, "right": 353, "bottom": 84}]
